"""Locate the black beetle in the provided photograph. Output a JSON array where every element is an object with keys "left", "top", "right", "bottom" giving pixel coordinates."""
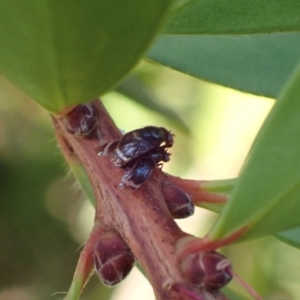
[
  {"left": 98, "top": 126, "right": 174, "bottom": 167},
  {"left": 64, "top": 103, "right": 99, "bottom": 137},
  {"left": 120, "top": 146, "right": 171, "bottom": 188}
]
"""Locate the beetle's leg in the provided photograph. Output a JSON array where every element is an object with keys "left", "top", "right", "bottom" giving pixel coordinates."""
[
  {"left": 96, "top": 141, "right": 118, "bottom": 156},
  {"left": 157, "top": 162, "right": 164, "bottom": 170}
]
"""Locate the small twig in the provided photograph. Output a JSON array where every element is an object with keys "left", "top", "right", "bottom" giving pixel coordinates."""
[
  {"left": 175, "top": 227, "right": 249, "bottom": 261},
  {"left": 64, "top": 222, "right": 104, "bottom": 300},
  {"left": 168, "top": 176, "right": 228, "bottom": 204}
]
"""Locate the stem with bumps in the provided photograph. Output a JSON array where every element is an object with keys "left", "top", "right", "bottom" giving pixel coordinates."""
[{"left": 53, "top": 99, "right": 232, "bottom": 300}]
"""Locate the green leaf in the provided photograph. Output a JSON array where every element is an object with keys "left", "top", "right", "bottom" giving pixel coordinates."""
[
  {"left": 190, "top": 179, "right": 300, "bottom": 248},
  {"left": 0, "top": 0, "right": 171, "bottom": 112},
  {"left": 115, "top": 76, "right": 190, "bottom": 134},
  {"left": 275, "top": 227, "right": 300, "bottom": 249},
  {"left": 147, "top": 33, "right": 300, "bottom": 98},
  {"left": 223, "top": 288, "right": 251, "bottom": 300},
  {"left": 209, "top": 63, "right": 300, "bottom": 241},
  {"left": 164, "top": 0, "right": 300, "bottom": 34}
]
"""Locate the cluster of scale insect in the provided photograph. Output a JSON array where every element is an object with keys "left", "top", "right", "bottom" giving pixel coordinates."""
[
  {"left": 98, "top": 126, "right": 174, "bottom": 188},
  {"left": 63, "top": 104, "right": 234, "bottom": 295}
]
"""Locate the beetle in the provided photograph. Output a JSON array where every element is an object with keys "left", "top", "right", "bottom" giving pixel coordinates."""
[
  {"left": 97, "top": 126, "right": 174, "bottom": 167},
  {"left": 120, "top": 146, "right": 171, "bottom": 189},
  {"left": 64, "top": 103, "right": 99, "bottom": 137}
]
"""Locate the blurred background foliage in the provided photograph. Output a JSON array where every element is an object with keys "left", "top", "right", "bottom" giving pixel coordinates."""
[{"left": 0, "top": 60, "right": 298, "bottom": 300}]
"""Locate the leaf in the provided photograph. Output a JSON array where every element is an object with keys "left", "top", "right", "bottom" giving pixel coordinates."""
[
  {"left": 223, "top": 288, "right": 251, "bottom": 300},
  {"left": 208, "top": 63, "right": 300, "bottom": 241},
  {"left": 147, "top": 33, "right": 300, "bottom": 98},
  {"left": 164, "top": 0, "right": 300, "bottom": 34},
  {"left": 115, "top": 76, "right": 190, "bottom": 133},
  {"left": 275, "top": 227, "right": 300, "bottom": 249},
  {"left": 0, "top": 0, "right": 171, "bottom": 112},
  {"left": 189, "top": 178, "right": 300, "bottom": 248}
]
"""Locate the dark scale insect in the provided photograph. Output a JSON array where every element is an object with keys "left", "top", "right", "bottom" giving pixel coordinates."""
[
  {"left": 98, "top": 126, "right": 174, "bottom": 167},
  {"left": 64, "top": 103, "right": 99, "bottom": 138},
  {"left": 120, "top": 146, "right": 171, "bottom": 189}
]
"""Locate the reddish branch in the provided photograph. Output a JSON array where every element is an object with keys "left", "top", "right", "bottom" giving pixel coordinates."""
[
  {"left": 53, "top": 100, "right": 231, "bottom": 300},
  {"left": 166, "top": 176, "right": 228, "bottom": 205}
]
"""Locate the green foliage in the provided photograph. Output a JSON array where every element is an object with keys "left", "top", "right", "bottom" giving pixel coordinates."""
[
  {"left": 223, "top": 288, "right": 251, "bottom": 300},
  {"left": 0, "top": 92, "right": 80, "bottom": 298},
  {"left": 147, "top": 33, "right": 300, "bottom": 98},
  {"left": 210, "top": 64, "right": 300, "bottom": 241},
  {"left": 164, "top": 0, "right": 300, "bottom": 34},
  {"left": 0, "top": 0, "right": 171, "bottom": 112},
  {"left": 276, "top": 227, "right": 300, "bottom": 249},
  {"left": 1, "top": 1, "right": 300, "bottom": 299}
]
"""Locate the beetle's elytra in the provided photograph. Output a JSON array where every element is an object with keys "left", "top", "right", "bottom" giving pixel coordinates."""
[
  {"left": 121, "top": 146, "right": 171, "bottom": 189},
  {"left": 97, "top": 126, "right": 174, "bottom": 188}
]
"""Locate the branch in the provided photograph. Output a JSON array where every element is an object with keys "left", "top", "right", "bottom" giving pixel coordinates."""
[{"left": 53, "top": 99, "right": 231, "bottom": 300}]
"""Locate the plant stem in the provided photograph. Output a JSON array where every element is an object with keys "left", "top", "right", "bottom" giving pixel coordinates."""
[{"left": 53, "top": 99, "right": 230, "bottom": 300}]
